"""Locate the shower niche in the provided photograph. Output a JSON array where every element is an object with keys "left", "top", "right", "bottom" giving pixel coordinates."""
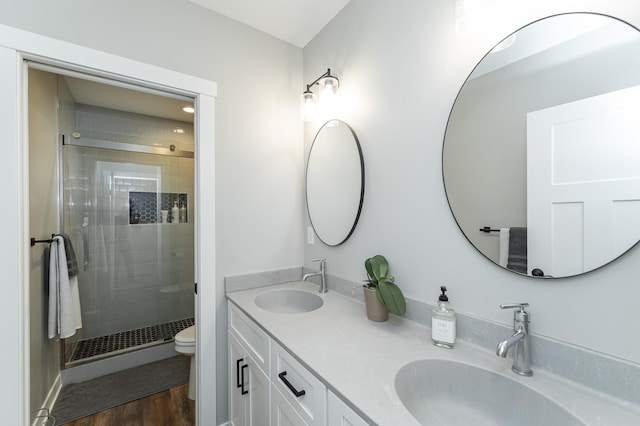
[{"left": 129, "top": 192, "right": 189, "bottom": 224}]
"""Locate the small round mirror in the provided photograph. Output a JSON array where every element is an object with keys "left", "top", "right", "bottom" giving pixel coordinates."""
[{"left": 306, "top": 120, "right": 364, "bottom": 246}]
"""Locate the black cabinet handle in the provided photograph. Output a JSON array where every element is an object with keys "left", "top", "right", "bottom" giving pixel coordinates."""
[
  {"left": 241, "top": 363, "right": 249, "bottom": 395},
  {"left": 278, "top": 371, "right": 306, "bottom": 397},
  {"left": 236, "top": 358, "right": 244, "bottom": 388}
]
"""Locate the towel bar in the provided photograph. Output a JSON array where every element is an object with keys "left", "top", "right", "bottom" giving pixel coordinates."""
[
  {"left": 479, "top": 227, "right": 500, "bottom": 233},
  {"left": 30, "top": 234, "right": 56, "bottom": 246}
]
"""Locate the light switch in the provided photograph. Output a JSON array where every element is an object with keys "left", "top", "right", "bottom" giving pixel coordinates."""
[{"left": 307, "top": 227, "right": 315, "bottom": 244}]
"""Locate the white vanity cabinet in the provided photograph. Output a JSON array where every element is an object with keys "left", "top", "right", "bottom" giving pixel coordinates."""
[
  {"left": 228, "top": 300, "right": 370, "bottom": 426},
  {"left": 328, "top": 390, "right": 370, "bottom": 426},
  {"left": 229, "top": 304, "right": 271, "bottom": 426}
]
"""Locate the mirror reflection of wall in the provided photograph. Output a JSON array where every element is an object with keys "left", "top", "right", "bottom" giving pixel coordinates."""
[
  {"left": 306, "top": 120, "right": 364, "bottom": 246},
  {"left": 443, "top": 13, "right": 640, "bottom": 278}
]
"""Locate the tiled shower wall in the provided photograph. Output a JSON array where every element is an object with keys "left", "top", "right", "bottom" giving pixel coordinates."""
[
  {"left": 75, "top": 103, "right": 195, "bottom": 152},
  {"left": 63, "top": 104, "right": 194, "bottom": 340}
]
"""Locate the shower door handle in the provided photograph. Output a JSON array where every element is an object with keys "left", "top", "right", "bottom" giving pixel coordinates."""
[{"left": 82, "top": 217, "right": 89, "bottom": 270}]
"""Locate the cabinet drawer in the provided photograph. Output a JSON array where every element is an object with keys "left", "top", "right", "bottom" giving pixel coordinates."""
[
  {"left": 271, "top": 341, "right": 326, "bottom": 426},
  {"left": 271, "top": 383, "right": 308, "bottom": 426},
  {"left": 229, "top": 302, "right": 270, "bottom": 374},
  {"left": 328, "top": 390, "right": 370, "bottom": 426}
]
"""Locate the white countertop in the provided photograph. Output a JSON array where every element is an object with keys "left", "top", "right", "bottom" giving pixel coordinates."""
[{"left": 226, "top": 280, "right": 640, "bottom": 425}]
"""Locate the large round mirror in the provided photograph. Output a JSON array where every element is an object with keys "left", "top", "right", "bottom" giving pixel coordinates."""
[
  {"left": 443, "top": 13, "right": 640, "bottom": 278},
  {"left": 306, "top": 120, "right": 364, "bottom": 246}
]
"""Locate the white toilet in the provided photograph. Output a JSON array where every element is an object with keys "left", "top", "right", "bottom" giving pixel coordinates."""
[{"left": 174, "top": 325, "right": 196, "bottom": 400}]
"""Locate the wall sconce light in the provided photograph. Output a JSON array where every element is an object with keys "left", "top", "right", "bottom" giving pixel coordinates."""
[{"left": 301, "top": 68, "right": 339, "bottom": 122}]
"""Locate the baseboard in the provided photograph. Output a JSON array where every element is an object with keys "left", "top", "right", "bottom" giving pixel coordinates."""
[{"left": 32, "top": 373, "right": 61, "bottom": 426}]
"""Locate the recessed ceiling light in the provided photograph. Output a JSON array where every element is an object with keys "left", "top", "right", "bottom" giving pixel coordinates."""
[{"left": 182, "top": 106, "right": 195, "bottom": 114}]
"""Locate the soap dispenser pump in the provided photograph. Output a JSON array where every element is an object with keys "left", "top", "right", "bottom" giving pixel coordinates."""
[{"left": 432, "top": 286, "right": 456, "bottom": 349}]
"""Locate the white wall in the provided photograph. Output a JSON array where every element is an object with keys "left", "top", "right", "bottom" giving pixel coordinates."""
[
  {"left": 28, "top": 69, "right": 61, "bottom": 425},
  {"left": 304, "top": 0, "right": 640, "bottom": 365},
  {"left": 0, "top": 1, "right": 303, "bottom": 423}
]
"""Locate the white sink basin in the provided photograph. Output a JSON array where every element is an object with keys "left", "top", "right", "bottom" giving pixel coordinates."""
[
  {"left": 254, "top": 289, "right": 323, "bottom": 314},
  {"left": 395, "top": 359, "right": 584, "bottom": 426}
]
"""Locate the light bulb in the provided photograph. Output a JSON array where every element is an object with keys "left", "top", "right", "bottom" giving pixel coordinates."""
[
  {"left": 318, "top": 75, "right": 339, "bottom": 103},
  {"left": 300, "top": 91, "right": 317, "bottom": 122}
]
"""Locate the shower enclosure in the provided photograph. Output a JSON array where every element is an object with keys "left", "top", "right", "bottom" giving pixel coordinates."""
[{"left": 59, "top": 83, "right": 196, "bottom": 366}]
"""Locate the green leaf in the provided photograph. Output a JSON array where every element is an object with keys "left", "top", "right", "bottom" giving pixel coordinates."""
[
  {"left": 364, "top": 258, "right": 376, "bottom": 283},
  {"left": 377, "top": 280, "right": 406, "bottom": 316},
  {"left": 364, "top": 255, "right": 389, "bottom": 282}
]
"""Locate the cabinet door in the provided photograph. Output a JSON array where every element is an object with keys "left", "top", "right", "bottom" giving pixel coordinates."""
[
  {"left": 328, "top": 390, "right": 370, "bottom": 426},
  {"left": 230, "top": 333, "right": 248, "bottom": 426},
  {"left": 248, "top": 355, "right": 270, "bottom": 426},
  {"left": 271, "top": 384, "right": 308, "bottom": 426},
  {"left": 230, "top": 327, "right": 271, "bottom": 426}
]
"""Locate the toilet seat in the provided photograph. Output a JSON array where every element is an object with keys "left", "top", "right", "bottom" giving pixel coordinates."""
[{"left": 175, "top": 325, "right": 195, "bottom": 354}]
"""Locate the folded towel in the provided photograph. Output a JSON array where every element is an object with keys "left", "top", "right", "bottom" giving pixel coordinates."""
[
  {"left": 499, "top": 228, "right": 509, "bottom": 268},
  {"left": 506, "top": 227, "right": 527, "bottom": 273},
  {"left": 48, "top": 236, "right": 82, "bottom": 339},
  {"left": 57, "top": 233, "right": 79, "bottom": 277}
]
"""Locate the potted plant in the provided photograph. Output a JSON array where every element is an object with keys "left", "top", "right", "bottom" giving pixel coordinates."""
[{"left": 363, "top": 255, "right": 406, "bottom": 321}]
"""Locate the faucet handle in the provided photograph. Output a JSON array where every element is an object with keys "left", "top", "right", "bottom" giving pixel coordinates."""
[
  {"left": 500, "top": 303, "right": 530, "bottom": 324},
  {"left": 500, "top": 303, "right": 529, "bottom": 311},
  {"left": 312, "top": 258, "right": 326, "bottom": 269}
]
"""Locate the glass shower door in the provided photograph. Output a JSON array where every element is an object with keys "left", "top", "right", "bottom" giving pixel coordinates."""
[{"left": 62, "top": 144, "right": 195, "bottom": 366}]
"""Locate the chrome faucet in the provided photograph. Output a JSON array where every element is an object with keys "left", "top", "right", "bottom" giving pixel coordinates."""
[
  {"left": 302, "top": 258, "right": 326, "bottom": 293},
  {"left": 496, "top": 303, "right": 533, "bottom": 376}
]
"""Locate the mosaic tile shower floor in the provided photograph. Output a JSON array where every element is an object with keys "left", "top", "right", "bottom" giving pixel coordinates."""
[{"left": 69, "top": 317, "right": 194, "bottom": 362}]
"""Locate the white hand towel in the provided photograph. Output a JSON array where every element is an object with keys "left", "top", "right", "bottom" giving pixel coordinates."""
[
  {"left": 499, "top": 228, "right": 510, "bottom": 268},
  {"left": 48, "top": 236, "right": 82, "bottom": 339},
  {"left": 47, "top": 240, "right": 57, "bottom": 339}
]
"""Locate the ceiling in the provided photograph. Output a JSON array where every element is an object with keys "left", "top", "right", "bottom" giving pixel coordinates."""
[
  {"left": 63, "top": 76, "right": 195, "bottom": 123},
  {"left": 189, "top": 0, "right": 352, "bottom": 47},
  {"left": 62, "top": 0, "right": 353, "bottom": 118}
]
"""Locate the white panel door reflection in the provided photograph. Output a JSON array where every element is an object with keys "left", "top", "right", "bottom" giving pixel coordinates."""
[{"left": 527, "top": 85, "right": 640, "bottom": 277}]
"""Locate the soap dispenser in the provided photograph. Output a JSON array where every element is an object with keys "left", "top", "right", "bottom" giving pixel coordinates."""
[
  {"left": 432, "top": 286, "right": 456, "bottom": 349},
  {"left": 179, "top": 202, "right": 186, "bottom": 223},
  {"left": 171, "top": 201, "right": 179, "bottom": 224}
]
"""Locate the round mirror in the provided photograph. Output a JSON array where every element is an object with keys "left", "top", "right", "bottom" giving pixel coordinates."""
[
  {"left": 306, "top": 120, "right": 364, "bottom": 246},
  {"left": 443, "top": 13, "right": 640, "bottom": 278}
]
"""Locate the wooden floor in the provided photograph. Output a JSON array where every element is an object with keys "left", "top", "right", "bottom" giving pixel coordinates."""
[{"left": 61, "top": 383, "right": 195, "bottom": 426}]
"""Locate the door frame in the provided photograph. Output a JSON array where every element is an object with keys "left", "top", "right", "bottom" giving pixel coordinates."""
[{"left": 0, "top": 23, "right": 217, "bottom": 425}]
